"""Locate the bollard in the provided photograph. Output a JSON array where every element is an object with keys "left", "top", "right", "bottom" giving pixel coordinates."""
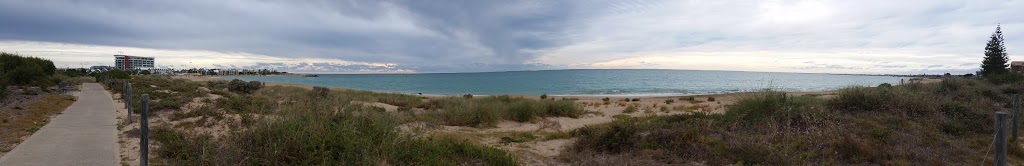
[
  {"left": 140, "top": 94, "right": 150, "bottom": 166},
  {"left": 996, "top": 111, "right": 1008, "bottom": 166},
  {"left": 126, "top": 83, "right": 133, "bottom": 124},
  {"left": 1014, "top": 95, "right": 1021, "bottom": 143}
]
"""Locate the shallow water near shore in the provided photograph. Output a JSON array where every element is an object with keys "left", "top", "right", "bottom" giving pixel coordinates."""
[{"left": 223, "top": 69, "right": 909, "bottom": 96}]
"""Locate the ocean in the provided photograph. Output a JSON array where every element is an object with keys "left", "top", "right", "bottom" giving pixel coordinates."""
[{"left": 222, "top": 69, "right": 910, "bottom": 96}]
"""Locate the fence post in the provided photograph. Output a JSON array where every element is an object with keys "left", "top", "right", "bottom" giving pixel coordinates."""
[
  {"left": 140, "top": 94, "right": 150, "bottom": 166},
  {"left": 1014, "top": 94, "right": 1021, "bottom": 143},
  {"left": 126, "top": 83, "right": 132, "bottom": 124},
  {"left": 123, "top": 80, "right": 128, "bottom": 109},
  {"left": 996, "top": 111, "right": 1008, "bottom": 166}
]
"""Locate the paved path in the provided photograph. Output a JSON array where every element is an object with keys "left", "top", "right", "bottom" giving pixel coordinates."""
[{"left": 0, "top": 83, "right": 118, "bottom": 165}]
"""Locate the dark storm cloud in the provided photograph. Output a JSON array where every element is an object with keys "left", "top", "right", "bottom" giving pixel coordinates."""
[{"left": 0, "top": 0, "right": 572, "bottom": 72}]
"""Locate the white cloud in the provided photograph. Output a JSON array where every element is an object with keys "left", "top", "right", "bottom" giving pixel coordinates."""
[{"left": 530, "top": 0, "right": 1024, "bottom": 74}]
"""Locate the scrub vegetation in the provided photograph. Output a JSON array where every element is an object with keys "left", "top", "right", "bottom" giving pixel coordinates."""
[
  {"left": 105, "top": 73, "right": 1024, "bottom": 165},
  {"left": 562, "top": 78, "right": 1024, "bottom": 165}
]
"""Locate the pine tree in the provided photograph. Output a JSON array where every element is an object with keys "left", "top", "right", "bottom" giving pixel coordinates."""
[{"left": 981, "top": 24, "right": 1009, "bottom": 76}]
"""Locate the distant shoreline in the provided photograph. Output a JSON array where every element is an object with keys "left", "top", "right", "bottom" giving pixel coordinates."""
[{"left": 175, "top": 75, "right": 895, "bottom": 98}]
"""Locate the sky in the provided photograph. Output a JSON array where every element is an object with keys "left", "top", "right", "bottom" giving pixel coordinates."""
[{"left": 0, "top": 0, "right": 1022, "bottom": 74}]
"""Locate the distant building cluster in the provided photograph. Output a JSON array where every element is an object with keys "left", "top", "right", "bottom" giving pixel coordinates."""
[
  {"left": 60, "top": 54, "right": 287, "bottom": 76},
  {"left": 114, "top": 54, "right": 154, "bottom": 70},
  {"left": 1012, "top": 61, "right": 1024, "bottom": 73}
]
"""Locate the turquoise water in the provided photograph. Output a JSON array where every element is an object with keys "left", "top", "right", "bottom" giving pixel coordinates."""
[{"left": 223, "top": 69, "right": 908, "bottom": 96}]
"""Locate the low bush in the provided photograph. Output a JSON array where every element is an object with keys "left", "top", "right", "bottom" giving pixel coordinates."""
[
  {"left": 154, "top": 87, "right": 520, "bottom": 165},
  {"left": 1, "top": 53, "right": 56, "bottom": 86},
  {"left": 424, "top": 96, "right": 582, "bottom": 127},
  {"left": 565, "top": 78, "right": 1017, "bottom": 165},
  {"left": 622, "top": 105, "right": 638, "bottom": 113},
  {"left": 227, "top": 79, "right": 263, "bottom": 94},
  {"left": 205, "top": 80, "right": 229, "bottom": 90},
  {"left": 216, "top": 94, "right": 274, "bottom": 113}
]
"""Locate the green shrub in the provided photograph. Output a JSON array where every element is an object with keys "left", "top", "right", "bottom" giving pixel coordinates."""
[
  {"left": 216, "top": 95, "right": 274, "bottom": 113},
  {"left": 545, "top": 100, "right": 581, "bottom": 118},
  {"left": 425, "top": 95, "right": 583, "bottom": 127},
  {"left": 227, "top": 79, "right": 263, "bottom": 94},
  {"left": 623, "top": 105, "right": 638, "bottom": 113},
  {"left": 986, "top": 73, "right": 1024, "bottom": 85},
  {"left": 602, "top": 97, "right": 610, "bottom": 102},
  {"left": 829, "top": 87, "right": 889, "bottom": 112},
  {"left": 151, "top": 128, "right": 217, "bottom": 165},
  {"left": 205, "top": 80, "right": 229, "bottom": 90},
  {"left": 540, "top": 94, "right": 548, "bottom": 99},
  {"left": 878, "top": 83, "right": 893, "bottom": 88},
  {"left": 630, "top": 98, "right": 640, "bottom": 102},
  {"left": 509, "top": 101, "right": 544, "bottom": 122},
  {"left": 463, "top": 94, "right": 473, "bottom": 99},
  {"left": 664, "top": 99, "right": 674, "bottom": 104},
  {"left": 0, "top": 81, "right": 7, "bottom": 100},
  {"left": 228, "top": 108, "right": 516, "bottom": 165},
  {"left": 707, "top": 97, "right": 716, "bottom": 101},
  {"left": 940, "top": 122, "right": 967, "bottom": 136},
  {"left": 0, "top": 52, "right": 57, "bottom": 86},
  {"left": 311, "top": 86, "right": 331, "bottom": 97}
]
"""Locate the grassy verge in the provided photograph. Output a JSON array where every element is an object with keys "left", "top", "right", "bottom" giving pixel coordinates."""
[
  {"left": 103, "top": 75, "right": 207, "bottom": 113},
  {"left": 0, "top": 95, "right": 76, "bottom": 153},
  {"left": 563, "top": 78, "right": 1020, "bottom": 165}
]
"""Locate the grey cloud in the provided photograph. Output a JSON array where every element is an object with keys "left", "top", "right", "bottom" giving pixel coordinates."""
[
  {"left": 0, "top": 0, "right": 572, "bottom": 72},
  {"left": 1, "top": 0, "right": 1023, "bottom": 74}
]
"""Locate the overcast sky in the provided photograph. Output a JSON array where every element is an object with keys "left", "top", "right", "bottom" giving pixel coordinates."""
[{"left": 1, "top": 0, "right": 1022, "bottom": 74}]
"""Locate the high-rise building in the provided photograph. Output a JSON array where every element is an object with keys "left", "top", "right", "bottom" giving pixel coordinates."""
[{"left": 114, "top": 55, "right": 154, "bottom": 70}]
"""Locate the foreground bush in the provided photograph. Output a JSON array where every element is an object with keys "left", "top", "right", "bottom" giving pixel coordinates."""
[
  {"left": 227, "top": 79, "right": 263, "bottom": 94},
  {"left": 153, "top": 87, "right": 518, "bottom": 165},
  {"left": 567, "top": 78, "right": 1013, "bottom": 165},
  {"left": 0, "top": 52, "right": 56, "bottom": 86}
]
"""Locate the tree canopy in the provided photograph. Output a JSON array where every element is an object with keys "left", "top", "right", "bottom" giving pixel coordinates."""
[{"left": 981, "top": 25, "right": 1009, "bottom": 76}]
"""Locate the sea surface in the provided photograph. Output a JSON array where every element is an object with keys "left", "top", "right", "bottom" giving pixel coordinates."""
[{"left": 223, "top": 69, "right": 910, "bottom": 96}]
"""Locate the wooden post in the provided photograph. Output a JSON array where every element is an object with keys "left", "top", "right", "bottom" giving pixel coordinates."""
[
  {"left": 123, "top": 80, "right": 129, "bottom": 109},
  {"left": 996, "top": 111, "right": 1008, "bottom": 166},
  {"left": 126, "top": 83, "right": 132, "bottom": 124},
  {"left": 140, "top": 94, "right": 150, "bottom": 166},
  {"left": 1014, "top": 94, "right": 1021, "bottom": 143}
]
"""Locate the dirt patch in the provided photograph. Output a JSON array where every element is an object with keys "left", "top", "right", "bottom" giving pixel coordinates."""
[{"left": 0, "top": 94, "right": 77, "bottom": 157}]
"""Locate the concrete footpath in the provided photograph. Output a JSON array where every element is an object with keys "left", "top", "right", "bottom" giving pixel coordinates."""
[{"left": 0, "top": 83, "right": 118, "bottom": 165}]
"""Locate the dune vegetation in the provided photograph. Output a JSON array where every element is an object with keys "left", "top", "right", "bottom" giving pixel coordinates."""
[
  {"left": 115, "top": 76, "right": 534, "bottom": 165},
  {"left": 563, "top": 78, "right": 1024, "bottom": 165},
  {"left": 100, "top": 73, "right": 1024, "bottom": 165}
]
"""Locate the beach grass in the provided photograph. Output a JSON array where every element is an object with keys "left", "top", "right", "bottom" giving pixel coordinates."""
[
  {"left": 422, "top": 95, "right": 583, "bottom": 127},
  {"left": 563, "top": 77, "right": 1018, "bottom": 165},
  {"left": 113, "top": 74, "right": 1024, "bottom": 165},
  {"left": 143, "top": 80, "right": 519, "bottom": 165}
]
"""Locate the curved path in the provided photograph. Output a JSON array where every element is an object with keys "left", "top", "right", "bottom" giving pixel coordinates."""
[{"left": 0, "top": 83, "right": 118, "bottom": 165}]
